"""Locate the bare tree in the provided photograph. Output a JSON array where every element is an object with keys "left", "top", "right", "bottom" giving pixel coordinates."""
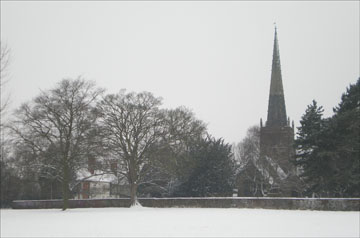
[
  {"left": 137, "top": 106, "right": 207, "bottom": 197},
  {"left": 98, "top": 90, "right": 165, "bottom": 206},
  {"left": 10, "top": 78, "right": 104, "bottom": 210},
  {"left": 234, "top": 125, "right": 265, "bottom": 196},
  {"left": 1, "top": 42, "right": 12, "bottom": 206},
  {"left": 1, "top": 42, "right": 11, "bottom": 154},
  {"left": 162, "top": 107, "right": 207, "bottom": 155},
  {"left": 0, "top": 42, "right": 11, "bottom": 118},
  {"left": 234, "top": 125, "right": 260, "bottom": 168}
]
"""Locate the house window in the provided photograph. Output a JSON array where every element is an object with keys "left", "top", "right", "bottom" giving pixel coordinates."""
[
  {"left": 82, "top": 182, "right": 90, "bottom": 199},
  {"left": 111, "top": 161, "right": 117, "bottom": 174},
  {"left": 110, "top": 183, "right": 120, "bottom": 196}
]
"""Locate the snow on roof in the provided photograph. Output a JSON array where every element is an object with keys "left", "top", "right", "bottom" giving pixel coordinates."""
[
  {"left": 264, "top": 156, "right": 287, "bottom": 180},
  {"left": 76, "top": 169, "right": 119, "bottom": 183},
  {"left": 241, "top": 155, "right": 288, "bottom": 186},
  {"left": 86, "top": 173, "right": 118, "bottom": 183}
]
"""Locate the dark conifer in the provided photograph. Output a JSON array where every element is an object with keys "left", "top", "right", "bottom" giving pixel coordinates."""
[
  {"left": 295, "top": 100, "right": 333, "bottom": 196},
  {"left": 296, "top": 79, "right": 360, "bottom": 197},
  {"left": 174, "top": 137, "right": 236, "bottom": 197},
  {"left": 330, "top": 78, "right": 360, "bottom": 197}
]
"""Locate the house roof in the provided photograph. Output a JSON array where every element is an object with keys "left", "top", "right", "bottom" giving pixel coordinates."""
[{"left": 76, "top": 169, "right": 121, "bottom": 184}]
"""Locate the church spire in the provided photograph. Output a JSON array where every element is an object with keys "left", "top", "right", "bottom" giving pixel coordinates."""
[{"left": 266, "top": 26, "right": 287, "bottom": 127}]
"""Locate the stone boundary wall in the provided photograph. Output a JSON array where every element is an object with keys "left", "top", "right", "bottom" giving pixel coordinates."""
[{"left": 11, "top": 197, "right": 360, "bottom": 211}]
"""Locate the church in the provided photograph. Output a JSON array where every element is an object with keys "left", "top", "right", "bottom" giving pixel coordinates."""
[
  {"left": 259, "top": 26, "right": 300, "bottom": 197},
  {"left": 237, "top": 27, "right": 301, "bottom": 197}
]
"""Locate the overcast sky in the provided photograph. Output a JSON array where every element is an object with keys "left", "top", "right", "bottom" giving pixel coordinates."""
[{"left": 1, "top": 1, "right": 359, "bottom": 144}]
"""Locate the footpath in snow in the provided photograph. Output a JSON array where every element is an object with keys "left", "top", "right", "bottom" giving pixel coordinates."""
[{"left": 1, "top": 207, "right": 359, "bottom": 237}]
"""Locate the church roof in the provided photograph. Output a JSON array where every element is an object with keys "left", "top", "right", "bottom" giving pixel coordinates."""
[{"left": 239, "top": 154, "right": 288, "bottom": 186}]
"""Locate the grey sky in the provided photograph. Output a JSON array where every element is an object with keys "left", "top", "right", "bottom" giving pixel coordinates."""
[{"left": 1, "top": 1, "right": 359, "bottom": 143}]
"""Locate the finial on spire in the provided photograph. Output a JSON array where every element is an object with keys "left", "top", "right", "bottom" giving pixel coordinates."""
[{"left": 274, "top": 22, "right": 277, "bottom": 32}]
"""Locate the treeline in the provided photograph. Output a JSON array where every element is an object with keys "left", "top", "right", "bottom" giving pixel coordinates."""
[
  {"left": 1, "top": 78, "right": 237, "bottom": 209},
  {"left": 1, "top": 75, "right": 359, "bottom": 208}
]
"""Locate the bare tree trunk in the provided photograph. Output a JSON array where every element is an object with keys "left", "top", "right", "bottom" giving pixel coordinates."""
[
  {"left": 129, "top": 159, "right": 139, "bottom": 207},
  {"left": 130, "top": 182, "right": 138, "bottom": 206},
  {"left": 62, "top": 159, "right": 69, "bottom": 211}
]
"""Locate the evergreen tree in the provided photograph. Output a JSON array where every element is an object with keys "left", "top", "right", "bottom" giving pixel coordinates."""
[
  {"left": 296, "top": 79, "right": 360, "bottom": 197},
  {"left": 330, "top": 78, "right": 360, "bottom": 197},
  {"left": 174, "top": 137, "right": 236, "bottom": 197},
  {"left": 295, "top": 100, "right": 336, "bottom": 196}
]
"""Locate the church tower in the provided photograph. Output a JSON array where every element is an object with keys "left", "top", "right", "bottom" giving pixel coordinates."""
[{"left": 260, "top": 26, "right": 297, "bottom": 196}]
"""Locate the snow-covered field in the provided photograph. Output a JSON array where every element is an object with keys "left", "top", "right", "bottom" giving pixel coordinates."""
[{"left": 1, "top": 207, "right": 359, "bottom": 237}]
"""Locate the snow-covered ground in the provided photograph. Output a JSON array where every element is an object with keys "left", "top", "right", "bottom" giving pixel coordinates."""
[{"left": 1, "top": 207, "right": 359, "bottom": 237}]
